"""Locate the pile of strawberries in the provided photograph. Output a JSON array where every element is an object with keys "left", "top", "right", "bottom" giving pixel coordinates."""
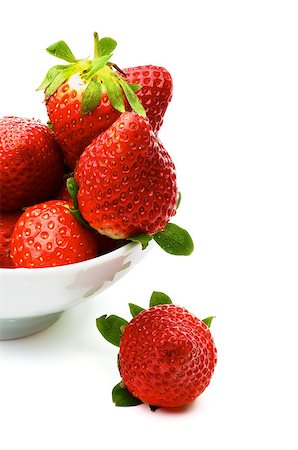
[{"left": 0, "top": 33, "right": 193, "bottom": 268}]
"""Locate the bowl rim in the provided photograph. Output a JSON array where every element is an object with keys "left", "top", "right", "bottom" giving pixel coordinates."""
[{"left": 0, "top": 241, "right": 141, "bottom": 276}]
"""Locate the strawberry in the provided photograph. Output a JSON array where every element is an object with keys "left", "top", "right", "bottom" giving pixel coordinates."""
[
  {"left": 10, "top": 200, "right": 101, "bottom": 268},
  {"left": 97, "top": 292, "right": 217, "bottom": 409},
  {"left": 122, "top": 65, "right": 173, "bottom": 134},
  {"left": 0, "top": 116, "right": 64, "bottom": 211},
  {"left": 38, "top": 34, "right": 173, "bottom": 170},
  {"left": 0, "top": 210, "right": 22, "bottom": 268},
  {"left": 38, "top": 33, "right": 146, "bottom": 170},
  {"left": 74, "top": 111, "right": 177, "bottom": 239}
]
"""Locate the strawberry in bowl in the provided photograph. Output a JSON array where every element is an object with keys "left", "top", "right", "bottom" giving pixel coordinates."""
[
  {"left": 38, "top": 33, "right": 173, "bottom": 170},
  {"left": 10, "top": 200, "right": 101, "bottom": 268},
  {"left": 0, "top": 211, "right": 22, "bottom": 268},
  {"left": 0, "top": 116, "right": 64, "bottom": 211},
  {"left": 74, "top": 111, "right": 178, "bottom": 239}
]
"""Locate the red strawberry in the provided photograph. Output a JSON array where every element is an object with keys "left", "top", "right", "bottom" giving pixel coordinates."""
[
  {"left": 10, "top": 200, "right": 100, "bottom": 268},
  {"left": 120, "top": 305, "right": 217, "bottom": 407},
  {"left": 45, "top": 76, "right": 122, "bottom": 170},
  {"left": 39, "top": 34, "right": 173, "bottom": 170},
  {"left": 97, "top": 292, "right": 217, "bottom": 409},
  {"left": 0, "top": 210, "right": 22, "bottom": 267},
  {"left": 38, "top": 34, "right": 146, "bottom": 170},
  {"left": 74, "top": 111, "right": 177, "bottom": 239},
  {"left": 0, "top": 117, "right": 64, "bottom": 211},
  {"left": 122, "top": 65, "right": 173, "bottom": 134}
]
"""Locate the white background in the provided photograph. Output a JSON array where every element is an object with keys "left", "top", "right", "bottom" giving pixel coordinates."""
[{"left": 1, "top": 1, "right": 298, "bottom": 448}]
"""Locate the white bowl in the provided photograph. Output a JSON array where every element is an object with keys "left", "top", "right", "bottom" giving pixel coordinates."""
[{"left": 0, "top": 241, "right": 146, "bottom": 340}]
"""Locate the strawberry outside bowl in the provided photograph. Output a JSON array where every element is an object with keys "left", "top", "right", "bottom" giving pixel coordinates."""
[{"left": 0, "top": 241, "right": 146, "bottom": 340}]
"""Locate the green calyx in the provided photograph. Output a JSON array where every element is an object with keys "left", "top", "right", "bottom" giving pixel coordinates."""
[
  {"left": 112, "top": 382, "right": 143, "bottom": 407},
  {"left": 96, "top": 315, "right": 129, "bottom": 347},
  {"left": 129, "top": 222, "right": 194, "bottom": 255},
  {"left": 37, "top": 32, "right": 146, "bottom": 116},
  {"left": 66, "top": 177, "right": 94, "bottom": 231},
  {"left": 96, "top": 291, "right": 215, "bottom": 348}
]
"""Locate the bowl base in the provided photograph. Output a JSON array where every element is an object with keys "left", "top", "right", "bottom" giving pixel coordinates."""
[{"left": 0, "top": 311, "right": 63, "bottom": 340}]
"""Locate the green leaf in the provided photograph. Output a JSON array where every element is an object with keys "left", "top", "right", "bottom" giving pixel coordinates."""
[
  {"left": 99, "top": 37, "right": 117, "bottom": 56},
  {"left": 37, "top": 64, "right": 69, "bottom": 91},
  {"left": 128, "top": 83, "right": 142, "bottom": 92},
  {"left": 85, "top": 54, "right": 112, "bottom": 79},
  {"left": 177, "top": 192, "right": 182, "bottom": 209},
  {"left": 45, "top": 65, "right": 77, "bottom": 98},
  {"left": 81, "top": 79, "right": 102, "bottom": 114},
  {"left": 128, "top": 303, "right": 145, "bottom": 317},
  {"left": 46, "top": 40, "right": 77, "bottom": 63},
  {"left": 68, "top": 207, "right": 94, "bottom": 231},
  {"left": 202, "top": 316, "right": 216, "bottom": 328},
  {"left": 117, "top": 77, "right": 146, "bottom": 116},
  {"left": 129, "top": 234, "right": 152, "bottom": 250},
  {"left": 65, "top": 178, "right": 94, "bottom": 231},
  {"left": 149, "top": 291, "right": 172, "bottom": 308},
  {"left": 96, "top": 315, "right": 128, "bottom": 347},
  {"left": 153, "top": 223, "right": 194, "bottom": 256},
  {"left": 66, "top": 177, "right": 79, "bottom": 209},
  {"left": 112, "top": 382, "right": 143, "bottom": 407},
  {"left": 102, "top": 73, "right": 125, "bottom": 113}
]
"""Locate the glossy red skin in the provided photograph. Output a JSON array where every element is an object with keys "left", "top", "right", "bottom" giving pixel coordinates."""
[
  {"left": 46, "top": 83, "right": 121, "bottom": 170},
  {"left": 0, "top": 211, "right": 22, "bottom": 267},
  {"left": 123, "top": 65, "right": 173, "bottom": 134},
  {"left": 10, "top": 200, "right": 100, "bottom": 268},
  {"left": 0, "top": 117, "right": 64, "bottom": 211},
  {"left": 75, "top": 112, "right": 177, "bottom": 239},
  {"left": 119, "top": 304, "right": 217, "bottom": 408}
]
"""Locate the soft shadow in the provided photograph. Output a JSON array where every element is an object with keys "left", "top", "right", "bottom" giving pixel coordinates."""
[
  {"left": 138, "top": 398, "right": 202, "bottom": 415},
  {"left": 0, "top": 294, "right": 107, "bottom": 358}
]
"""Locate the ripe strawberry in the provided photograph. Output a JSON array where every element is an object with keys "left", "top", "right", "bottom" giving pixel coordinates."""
[
  {"left": 0, "top": 210, "right": 22, "bottom": 268},
  {"left": 120, "top": 305, "right": 217, "bottom": 408},
  {"left": 38, "top": 33, "right": 146, "bottom": 170},
  {"left": 39, "top": 34, "right": 173, "bottom": 170},
  {"left": 45, "top": 76, "right": 122, "bottom": 171},
  {"left": 10, "top": 200, "right": 100, "bottom": 268},
  {"left": 97, "top": 292, "right": 217, "bottom": 409},
  {"left": 122, "top": 65, "right": 173, "bottom": 134},
  {"left": 74, "top": 111, "right": 177, "bottom": 239},
  {"left": 0, "top": 117, "right": 64, "bottom": 211}
]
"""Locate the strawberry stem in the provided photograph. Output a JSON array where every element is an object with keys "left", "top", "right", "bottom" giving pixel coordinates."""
[
  {"left": 108, "top": 62, "right": 127, "bottom": 77},
  {"left": 93, "top": 31, "right": 100, "bottom": 58}
]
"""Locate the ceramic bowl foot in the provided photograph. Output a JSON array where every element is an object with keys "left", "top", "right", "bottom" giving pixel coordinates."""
[{"left": 0, "top": 311, "right": 63, "bottom": 340}]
